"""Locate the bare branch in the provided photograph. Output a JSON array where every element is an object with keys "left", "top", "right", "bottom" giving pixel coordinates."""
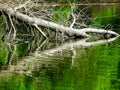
[
  {"left": 70, "top": 4, "right": 76, "bottom": 28},
  {"left": 33, "top": 24, "right": 47, "bottom": 39},
  {"left": 8, "top": 15, "right": 16, "bottom": 39},
  {"left": 14, "top": 0, "right": 31, "bottom": 11},
  {"left": 0, "top": 3, "right": 119, "bottom": 40}
]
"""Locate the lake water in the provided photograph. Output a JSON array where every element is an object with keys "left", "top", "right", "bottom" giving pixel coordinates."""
[{"left": 0, "top": 4, "right": 120, "bottom": 90}]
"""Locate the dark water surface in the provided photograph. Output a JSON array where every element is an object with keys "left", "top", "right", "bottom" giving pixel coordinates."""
[{"left": 0, "top": 5, "right": 120, "bottom": 90}]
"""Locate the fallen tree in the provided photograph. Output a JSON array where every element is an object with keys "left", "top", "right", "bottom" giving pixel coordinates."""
[{"left": 0, "top": 1, "right": 119, "bottom": 41}]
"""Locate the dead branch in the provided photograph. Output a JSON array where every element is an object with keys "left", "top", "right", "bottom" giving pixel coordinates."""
[
  {"left": 0, "top": 2, "right": 119, "bottom": 39},
  {"left": 2, "top": 7, "right": 119, "bottom": 38}
]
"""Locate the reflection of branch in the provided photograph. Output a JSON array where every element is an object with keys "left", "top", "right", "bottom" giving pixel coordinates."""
[
  {"left": 0, "top": 36, "right": 119, "bottom": 76},
  {"left": 36, "top": 39, "right": 47, "bottom": 50},
  {"left": 9, "top": 45, "right": 18, "bottom": 65},
  {"left": 70, "top": 46, "right": 76, "bottom": 69},
  {"left": 38, "top": 36, "right": 118, "bottom": 56}
]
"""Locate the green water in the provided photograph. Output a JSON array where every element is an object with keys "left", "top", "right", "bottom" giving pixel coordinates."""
[{"left": 0, "top": 4, "right": 120, "bottom": 90}]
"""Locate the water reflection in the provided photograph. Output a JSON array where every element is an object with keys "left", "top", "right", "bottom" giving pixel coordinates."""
[
  {"left": 0, "top": 36, "right": 119, "bottom": 90},
  {"left": 0, "top": 37, "right": 118, "bottom": 74}
]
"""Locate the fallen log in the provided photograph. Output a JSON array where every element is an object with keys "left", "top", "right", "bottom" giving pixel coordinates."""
[{"left": 0, "top": 3, "right": 119, "bottom": 38}]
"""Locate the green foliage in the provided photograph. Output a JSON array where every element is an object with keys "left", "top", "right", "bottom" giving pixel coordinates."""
[
  {"left": 16, "top": 44, "right": 29, "bottom": 57},
  {"left": 58, "top": 0, "right": 77, "bottom": 3},
  {"left": 67, "top": 39, "right": 120, "bottom": 90},
  {"left": 92, "top": 6, "right": 116, "bottom": 27},
  {"left": 0, "top": 16, "right": 4, "bottom": 24},
  {"left": 53, "top": 6, "right": 71, "bottom": 23},
  {"left": 0, "top": 74, "right": 35, "bottom": 90},
  {"left": 0, "top": 39, "right": 120, "bottom": 90}
]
